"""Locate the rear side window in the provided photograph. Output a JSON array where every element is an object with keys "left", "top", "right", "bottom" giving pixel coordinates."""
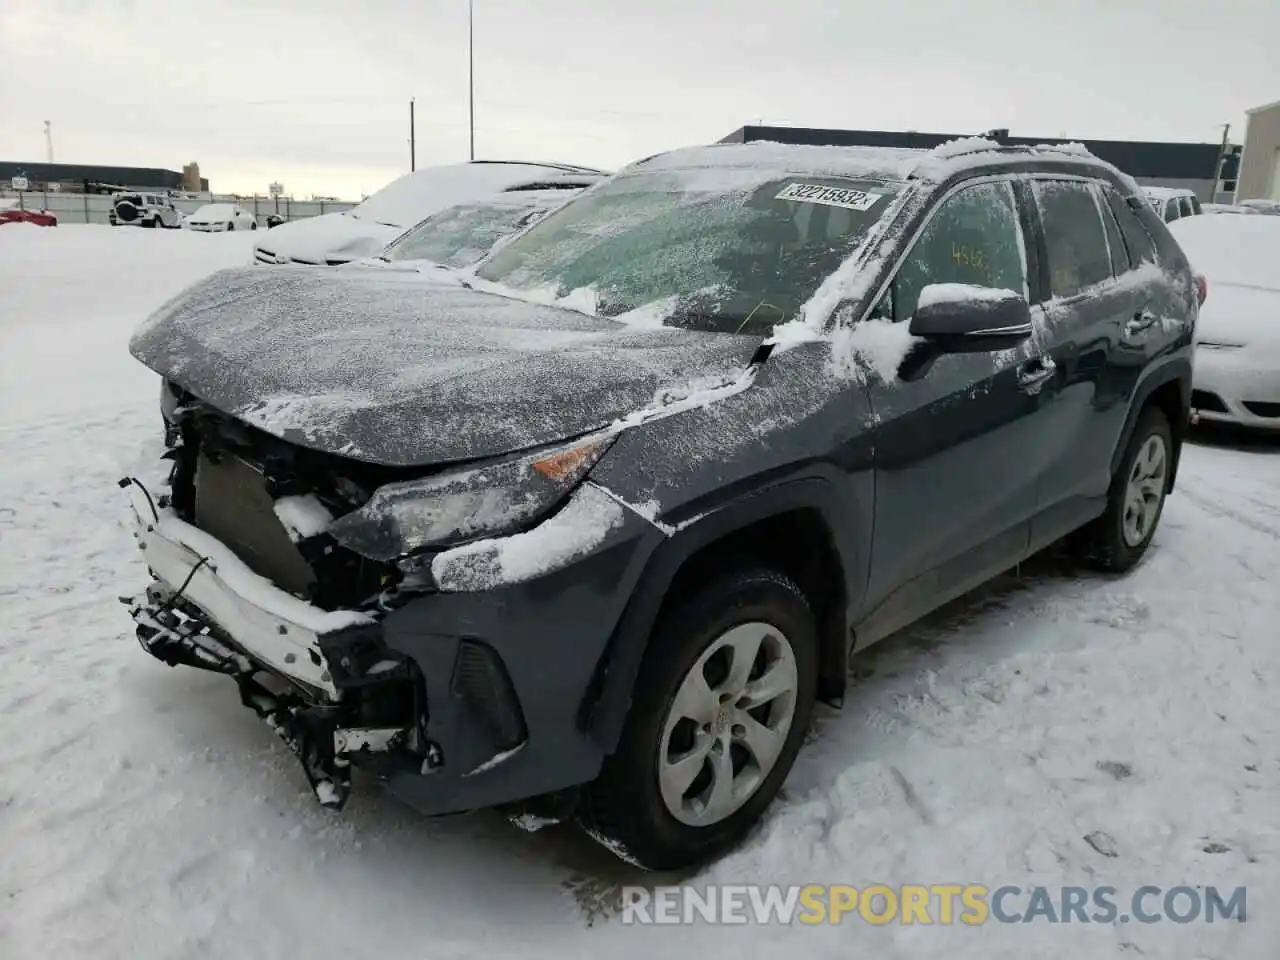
[
  {"left": 1164, "top": 201, "right": 1180, "bottom": 223},
  {"left": 1032, "top": 180, "right": 1112, "bottom": 298},
  {"left": 1102, "top": 190, "right": 1158, "bottom": 267},
  {"left": 1095, "top": 189, "right": 1130, "bottom": 277}
]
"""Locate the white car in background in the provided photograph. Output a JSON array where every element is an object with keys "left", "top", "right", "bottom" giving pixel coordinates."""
[
  {"left": 1237, "top": 198, "right": 1280, "bottom": 215},
  {"left": 1144, "top": 186, "right": 1202, "bottom": 224},
  {"left": 252, "top": 160, "right": 606, "bottom": 266},
  {"left": 1169, "top": 213, "right": 1280, "bottom": 430},
  {"left": 349, "top": 187, "right": 587, "bottom": 277},
  {"left": 184, "top": 203, "right": 258, "bottom": 232}
]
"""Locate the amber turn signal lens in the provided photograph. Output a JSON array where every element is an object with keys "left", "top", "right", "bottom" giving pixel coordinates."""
[{"left": 531, "top": 440, "right": 604, "bottom": 481}]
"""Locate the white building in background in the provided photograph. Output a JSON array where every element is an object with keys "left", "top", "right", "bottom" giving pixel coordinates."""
[{"left": 1236, "top": 100, "right": 1280, "bottom": 202}]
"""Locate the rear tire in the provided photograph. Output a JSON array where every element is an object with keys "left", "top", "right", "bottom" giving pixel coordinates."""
[
  {"left": 226, "top": 221, "right": 235, "bottom": 231},
  {"left": 578, "top": 569, "right": 817, "bottom": 870},
  {"left": 1072, "top": 406, "right": 1172, "bottom": 572}
]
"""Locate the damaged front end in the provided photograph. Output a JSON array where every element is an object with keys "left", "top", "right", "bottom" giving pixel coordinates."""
[{"left": 122, "top": 394, "right": 448, "bottom": 809}]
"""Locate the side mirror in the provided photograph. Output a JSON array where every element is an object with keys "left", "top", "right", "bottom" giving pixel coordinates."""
[{"left": 907, "top": 284, "right": 1032, "bottom": 354}]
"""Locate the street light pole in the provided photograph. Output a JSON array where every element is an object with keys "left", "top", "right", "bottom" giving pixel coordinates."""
[
  {"left": 410, "top": 97, "right": 416, "bottom": 171},
  {"left": 468, "top": 0, "right": 475, "bottom": 161}
]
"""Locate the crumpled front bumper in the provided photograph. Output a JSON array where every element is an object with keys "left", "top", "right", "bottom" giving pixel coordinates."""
[
  {"left": 121, "top": 472, "right": 666, "bottom": 821},
  {"left": 121, "top": 485, "right": 427, "bottom": 809}
]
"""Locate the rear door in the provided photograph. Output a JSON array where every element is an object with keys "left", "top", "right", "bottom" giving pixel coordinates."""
[
  {"left": 857, "top": 177, "right": 1050, "bottom": 643},
  {"left": 1024, "top": 177, "right": 1167, "bottom": 548}
]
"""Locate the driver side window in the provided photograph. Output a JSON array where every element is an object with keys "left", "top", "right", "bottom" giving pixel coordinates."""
[{"left": 887, "top": 181, "right": 1027, "bottom": 323}]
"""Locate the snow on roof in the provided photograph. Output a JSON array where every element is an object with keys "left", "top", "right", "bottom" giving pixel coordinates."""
[
  {"left": 192, "top": 203, "right": 238, "bottom": 216},
  {"left": 633, "top": 138, "right": 1132, "bottom": 193},
  {"left": 629, "top": 141, "right": 926, "bottom": 182},
  {"left": 351, "top": 162, "right": 604, "bottom": 229},
  {"left": 1141, "top": 185, "right": 1194, "bottom": 198},
  {"left": 903, "top": 137, "right": 1131, "bottom": 187}
]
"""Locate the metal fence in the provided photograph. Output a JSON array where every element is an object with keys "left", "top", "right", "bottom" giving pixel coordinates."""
[{"left": 0, "top": 190, "right": 358, "bottom": 226}]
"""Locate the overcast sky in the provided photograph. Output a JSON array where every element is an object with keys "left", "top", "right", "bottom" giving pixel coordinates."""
[{"left": 3, "top": 0, "right": 1278, "bottom": 199}]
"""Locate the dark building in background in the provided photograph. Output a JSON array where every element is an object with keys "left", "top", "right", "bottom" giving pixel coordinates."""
[
  {"left": 719, "top": 126, "right": 1241, "bottom": 201},
  {"left": 0, "top": 160, "right": 210, "bottom": 194}
]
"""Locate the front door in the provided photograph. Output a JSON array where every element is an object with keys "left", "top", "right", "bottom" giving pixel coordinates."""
[{"left": 856, "top": 177, "right": 1055, "bottom": 645}]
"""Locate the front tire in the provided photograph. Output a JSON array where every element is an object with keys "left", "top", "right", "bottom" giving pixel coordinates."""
[
  {"left": 1072, "top": 406, "right": 1172, "bottom": 572},
  {"left": 226, "top": 221, "right": 235, "bottom": 232},
  {"left": 579, "top": 569, "right": 817, "bottom": 870}
]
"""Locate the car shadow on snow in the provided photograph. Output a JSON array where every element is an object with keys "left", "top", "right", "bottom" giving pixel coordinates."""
[
  {"left": 1187, "top": 422, "right": 1280, "bottom": 454},
  {"left": 126, "top": 656, "right": 684, "bottom": 923}
]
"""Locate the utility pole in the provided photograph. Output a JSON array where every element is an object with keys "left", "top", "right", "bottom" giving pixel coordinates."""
[
  {"left": 1210, "top": 123, "right": 1231, "bottom": 203},
  {"left": 44, "top": 120, "right": 54, "bottom": 163},
  {"left": 468, "top": 0, "right": 475, "bottom": 161},
  {"left": 410, "top": 97, "right": 416, "bottom": 171}
]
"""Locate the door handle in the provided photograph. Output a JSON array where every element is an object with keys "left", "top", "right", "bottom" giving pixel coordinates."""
[
  {"left": 1016, "top": 355, "right": 1057, "bottom": 395},
  {"left": 1125, "top": 310, "right": 1158, "bottom": 337}
]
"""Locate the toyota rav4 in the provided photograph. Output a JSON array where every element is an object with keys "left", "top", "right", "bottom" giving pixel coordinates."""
[{"left": 121, "top": 138, "right": 1198, "bottom": 870}]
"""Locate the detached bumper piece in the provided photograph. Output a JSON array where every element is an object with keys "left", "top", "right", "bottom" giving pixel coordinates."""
[{"left": 124, "top": 584, "right": 428, "bottom": 811}]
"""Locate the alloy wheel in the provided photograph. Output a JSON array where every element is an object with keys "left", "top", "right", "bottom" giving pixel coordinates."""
[
  {"left": 1122, "top": 432, "right": 1167, "bottom": 547},
  {"left": 657, "top": 621, "right": 798, "bottom": 827}
]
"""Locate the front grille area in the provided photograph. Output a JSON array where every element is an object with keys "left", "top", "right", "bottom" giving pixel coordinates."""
[
  {"left": 1242, "top": 400, "right": 1280, "bottom": 418},
  {"left": 253, "top": 247, "right": 279, "bottom": 264},
  {"left": 1191, "top": 389, "right": 1228, "bottom": 413},
  {"left": 166, "top": 401, "right": 407, "bottom": 610},
  {"left": 194, "top": 450, "right": 318, "bottom": 597}
]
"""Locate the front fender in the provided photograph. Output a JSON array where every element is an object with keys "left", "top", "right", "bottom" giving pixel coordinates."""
[{"left": 584, "top": 471, "right": 868, "bottom": 753}]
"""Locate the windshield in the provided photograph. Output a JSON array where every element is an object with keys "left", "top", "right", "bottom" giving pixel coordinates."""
[
  {"left": 474, "top": 170, "right": 903, "bottom": 335},
  {"left": 383, "top": 201, "right": 549, "bottom": 267}
]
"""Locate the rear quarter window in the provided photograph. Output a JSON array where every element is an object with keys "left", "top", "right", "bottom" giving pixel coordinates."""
[
  {"left": 1102, "top": 189, "right": 1159, "bottom": 268},
  {"left": 1095, "top": 187, "right": 1131, "bottom": 277}
]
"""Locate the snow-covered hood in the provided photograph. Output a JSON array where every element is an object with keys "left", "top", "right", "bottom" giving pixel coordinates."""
[
  {"left": 1196, "top": 282, "right": 1280, "bottom": 350},
  {"left": 251, "top": 212, "right": 405, "bottom": 265},
  {"left": 129, "top": 267, "right": 762, "bottom": 467}
]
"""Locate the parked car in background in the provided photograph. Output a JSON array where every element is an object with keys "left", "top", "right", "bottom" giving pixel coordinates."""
[
  {"left": 1143, "top": 187, "right": 1202, "bottom": 224},
  {"left": 110, "top": 191, "right": 182, "bottom": 229},
  {"left": 123, "top": 139, "right": 1195, "bottom": 871},
  {"left": 184, "top": 203, "right": 258, "bottom": 232},
  {"left": 1237, "top": 198, "right": 1280, "bottom": 215},
  {"left": 0, "top": 207, "right": 57, "bottom": 227},
  {"left": 350, "top": 186, "right": 589, "bottom": 275},
  {"left": 1170, "top": 213, "right": 1280, "bottom": 431},
  {"left": 252, "top": 161, "right": 606, "bottom": 266},
  {"left": 1203, "top": 203, "right": 1259, "bottom": 215}
]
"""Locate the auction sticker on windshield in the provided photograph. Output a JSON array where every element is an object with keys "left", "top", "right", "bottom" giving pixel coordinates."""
[{"left": 775, "top": 182, "right": 885, "bottom": 211}]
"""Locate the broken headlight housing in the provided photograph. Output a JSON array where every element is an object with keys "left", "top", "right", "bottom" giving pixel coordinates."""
[{"left": 327, "top": 433, "right": 616, "bottom": 562}]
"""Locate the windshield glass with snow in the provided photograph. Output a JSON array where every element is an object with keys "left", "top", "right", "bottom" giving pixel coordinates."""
[
  {"left": 474, "top": 170, "right": 903, "bottom": 334},
  {"left": 383, "top": 202, "right": 547, "bottom": 267}
]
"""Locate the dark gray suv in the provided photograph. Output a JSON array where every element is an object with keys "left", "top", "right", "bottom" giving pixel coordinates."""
[{"left": 122, "top": 139, "right": 1198, "bottom": 870}]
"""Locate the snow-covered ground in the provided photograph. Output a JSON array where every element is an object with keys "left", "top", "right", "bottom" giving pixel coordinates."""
[{"left": 1, "top": 224, "right": 1277, "bottom": 959}]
